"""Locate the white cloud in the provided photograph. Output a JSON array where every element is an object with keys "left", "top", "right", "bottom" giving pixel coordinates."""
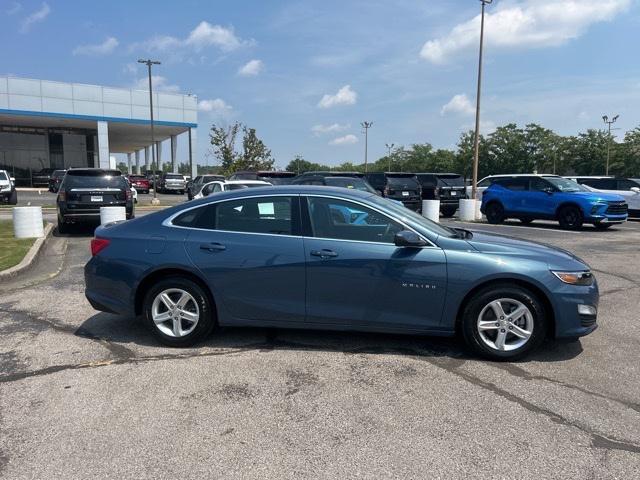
[
  {"left": 131, "top": 21, "right": 249, "bottom": 55},
  {"left": 318, "top": 85, "right": 357, "bottom": 109},
  {"left": 238, "top": 59, "right": 264, "bottom": 76},
  {"left": 420, "top": 0, "right": 631, "bottom": 63},
  {"left": 311, "top": 123, "right": 350, "bottom": 136},
  {"left": 441, "top": 94, "right": 475, "bottom": 116},
  {"left": 20, "top": 2, "right": 49, "bottom": 33},
  {"left": 6, "top": 2, "right": 21, "bottom": 15},
  {"left": 134, "top": 75, "right": 180, "bottom": 93},
  {"left": 329, "top": 134, "right": 358, "bottom": 146},
  {"left": 73, "top": 37, "right": 119, "bottom": 56},
  {"left": 198, "top": 98, "right": 232, "bottom": 114}
]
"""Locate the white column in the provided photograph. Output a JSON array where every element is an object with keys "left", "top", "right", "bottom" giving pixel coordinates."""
[
  {"left": 127, "top": 153, "right": 133, "bottom": 174},
  {"left": 156, "top": 141, "right": 163, "bottom": 171},
  {"left": 97, "top": 121, "right": 110, "bottom": 169},
  {"left": 135, "top": 150, "right": 141, "bottom": 174},
  {"left": 145, "top": 146, "right": 151, "bottom": 171},
  {"left": 171, "top": 135, "right": 178, "bottom": 173},
  {"left": 189, "top": 128, "right": 197, "bottom": 179}
]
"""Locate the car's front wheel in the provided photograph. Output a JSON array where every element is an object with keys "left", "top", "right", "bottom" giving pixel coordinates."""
[
  {"left": 485, "top": 202, "right": 505, "bottom": 224},
  {"left": 142, "top": 277, "right": 215, "bottom": 347},
  {"left": 558, "top": 205, "right": 583, "bottom": 230},
  {"left": 461, "top": 284, "right": 547, "bottom": 360}
]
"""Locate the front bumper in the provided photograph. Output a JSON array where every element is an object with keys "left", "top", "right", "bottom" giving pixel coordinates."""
[{"left": 550, "top": 278, "right": 599, "bottom": 339}]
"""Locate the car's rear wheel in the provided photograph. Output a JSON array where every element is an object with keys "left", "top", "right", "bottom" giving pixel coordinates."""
[
  {"left": 461, "top": 284, "right": 547, "bottom": 361},
  {"left": 593, "top": 222, "right": 612, "bottom": 230},
  {"left": 143, "top": 277, "right": 215, "bottom": 347},
  {"left": 485, "top": 202, "right": 505, "bottom": 224},
  {"left": 57, "top": 218, "right": 68, "bottom": 234},
  {"left": 441, "top": 206, "right": 457, "bottom": 218},
  {"left": 558, "top": 205, "right": 583, "bottom": 230}
]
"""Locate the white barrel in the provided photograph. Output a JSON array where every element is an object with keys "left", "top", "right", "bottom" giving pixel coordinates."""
[
  {"left": 12, "top": 206, "right": 44, "bottom": 238},
  {"left": 422, "top": 200, "right": 440, "bottom": 223},
  {"left": 100, "top": 206, "right": 126, "bottom": 225},
  {"left": 475, "top": 199, "right": 483, "bottom": 221},
  {"left": 459, "top": 199, "right": 479, "bottom": 222}
]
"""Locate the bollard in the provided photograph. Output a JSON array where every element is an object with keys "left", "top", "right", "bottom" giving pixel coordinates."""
[
  {"left": 459, "top": 199, "right": 479, "bottom": 222},
  {"left": 422, "top": 200, "right": 440, "bottom": 223},
  {"left": 100, "top": 206, "right": 126, "bottom": 225},
  {"left": 12, "top": 206, "right": 44, "bottom": 238}
]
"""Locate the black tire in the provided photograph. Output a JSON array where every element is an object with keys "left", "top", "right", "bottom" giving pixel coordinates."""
[
  {"left": 519, "top": 218, "right": 533, "bottom": 225},
  {"left": 8, "top": 190, "right": 18, "bottom": 205},
  {"left": 441, "top": 206, "right": 457, "bottom": 218},
  {"left": 57, "top": 219, "right": 68, "bottom": 234},
  {"left": 142, "top": 276, "right": 215, "bottom": 347},
  {"left": 593, "top": 222, "right": 612, "bottom": 230},
  {"left": 461, "top": 284, "right": 548, "bottom": 361},
  {"left": 485, "top": 202, "right": 505, "bottom": 224},
  {"left": 557, "top": 205, "right": 583, "bottom": 230}
]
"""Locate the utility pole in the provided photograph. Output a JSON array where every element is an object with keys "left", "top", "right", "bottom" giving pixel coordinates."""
[
  {"left": 138, "top": 58, "right": 161, "bottom": 205},
  {"left": 294, "top": 154, "right": 303, "bottom": 175},
  {"left": 471, "top": 0, "right": 492, "bottom": 201},
  {"left": 361, "top": 122, "right": 373, "bottom": 173},
  {"left": 385, "top": 143, "right": 395, "bottom": 172},
  {"left": 602, "top": 114, "right": 619, "bottom": 175}
]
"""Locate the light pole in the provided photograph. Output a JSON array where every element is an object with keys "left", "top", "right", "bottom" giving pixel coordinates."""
[
  {"left": 602, "top": 114, "right": 619, "bottom": 175},
  {"left": 361, "top": 122, "right": 373, "bottom": 173},
  {"left": 471, "top": 0, "right": 492, "bottom": 201},
  {"left": 138, "top": 58, "right": 161, "bottom": 204},
  {"left": 385, "top": 143, "right": 395, "bottom": 172}
]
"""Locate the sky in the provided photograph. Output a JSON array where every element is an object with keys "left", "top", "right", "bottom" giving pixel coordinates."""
[{"left": 1, "top": 0, "right": 639, "bottom": 168}]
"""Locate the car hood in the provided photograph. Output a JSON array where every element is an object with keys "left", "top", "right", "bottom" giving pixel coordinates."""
[
  {"left": 563, "top": 191, "right": 625, "bottom": 202},
  {"left": 465, "top": 230, "right": 589, "bottom": 270}
]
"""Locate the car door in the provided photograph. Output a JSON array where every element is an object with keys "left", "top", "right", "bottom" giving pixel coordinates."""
[
  {"left": 525, "top": 177, "right": 557, "bottom": 217},
  {"left": 302, "top": 196, "right": 447, "bottom": 330},
  {"left": 181, "top": 195, "right": 306, "bottom": 323}
]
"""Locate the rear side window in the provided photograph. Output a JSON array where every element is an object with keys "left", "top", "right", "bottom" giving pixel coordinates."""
[
  {"left": 586, "top": 178, "right": 616, "bottom": 189},
  {"left": 494, "top": 178, "right": 528, "bottom": 191},
  {"left": 618, "top": 179, "right": 638, "bottom": 190}
]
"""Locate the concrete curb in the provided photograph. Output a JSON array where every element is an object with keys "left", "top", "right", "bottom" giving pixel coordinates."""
[{"left": 0, "top": 222, "right": 54, "bottom": 280}]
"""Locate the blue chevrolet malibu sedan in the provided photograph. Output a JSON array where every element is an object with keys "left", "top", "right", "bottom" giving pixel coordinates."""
[{"left": 85, "top": 186, "right": 599, "bottom": 360}]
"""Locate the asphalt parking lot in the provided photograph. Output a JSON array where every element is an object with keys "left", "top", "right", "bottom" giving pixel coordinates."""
[{"left": 1, "top": 217, "right": 640, "bottom": 478}]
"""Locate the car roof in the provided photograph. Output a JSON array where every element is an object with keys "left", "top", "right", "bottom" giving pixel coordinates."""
[
  {"left": 481, "top": 174, "right": 561, "bottom": 179},
  {"left": 224, "top": 180, "right": 272, "bottom": 185}
]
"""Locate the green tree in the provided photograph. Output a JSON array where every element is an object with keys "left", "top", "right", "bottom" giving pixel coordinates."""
[
  {"left": 209, "top": 122, "right": 274, "bottom": 175},
  {"left": 284, "top": 156, "right": 331, "bottom": 173}
]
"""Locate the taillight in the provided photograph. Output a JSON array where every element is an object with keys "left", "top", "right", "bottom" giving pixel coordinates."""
[
  {"left": 58, "top": 189, "right": 66, "bottom": 201},
  {"left": 434, "top": 187, "right": 440, "bottom": 199},
  {"left": 126, "top": 189, "right": 132, "bottom": 201},
  {"left": 91, "top": 238, "right": 111, "bottom": 256}
]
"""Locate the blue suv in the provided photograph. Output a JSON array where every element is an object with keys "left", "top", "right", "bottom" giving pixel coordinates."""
[{"left": 481, "top": 175, "right": 628, "bottom": 230}]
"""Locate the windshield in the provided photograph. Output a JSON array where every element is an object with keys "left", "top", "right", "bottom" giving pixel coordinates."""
[
  {"left": 368, "top": 194, "right": 458, "bottom": 238},
  {"left": 165, "top": 174, "right": 183, "bottom": 179},
  {"left": 388, "top": 176, "right": 419, "bottom": 189},
  {"left": 437, "top": 175, "right": 465, "bottom": 187},
  {"left": 545, "top": 177, "right": 587, "bottom": 193},
  {"left": 325, "top": 177, "right": 377, "bottom": 193},
  {"left": 0, "top": 172, "right": 8, "bottom": 181}
]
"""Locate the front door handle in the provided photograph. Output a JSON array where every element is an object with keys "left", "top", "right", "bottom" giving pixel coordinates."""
[
  {"left": 310, "top": 249, "right": 338, "bottom": 258},
  {"left": 200, "top": 242, "right": 226, "bottom": 252}
]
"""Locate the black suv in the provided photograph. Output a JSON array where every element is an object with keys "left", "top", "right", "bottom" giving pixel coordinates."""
[
  {"left": 187, "top": 174, "right": 226, "bottom": 200},
  {"left": 56, "top": 169, "right": 134, "bottom": 233},
  {"left": 364, "top": 172, "right": 422, "bottom": 211},
  {"left": 293, "top": 171, "right": 365, "bottom": 182},
  {"left": 228, "top": 171, "right": 296, "bottom": 185},
  {"left": 416, "top": 173, "right": 467, "bottom": 217},
  {"left": 48, "top": 169, "right": 67, "bottom": 193},
  {"left": 290, "top": 175, "right": 377, "bottom": 193}
]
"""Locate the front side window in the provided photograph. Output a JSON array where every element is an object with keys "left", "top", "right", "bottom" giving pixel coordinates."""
[
  {"left": 307, "top": 197, "right": 403, "bottom": 244},
  {"left": 530, "top": 178, "right": 552, "bottom": 192},
  {"left": 618, "top": 179, "right": 638, "bottom": 190}
]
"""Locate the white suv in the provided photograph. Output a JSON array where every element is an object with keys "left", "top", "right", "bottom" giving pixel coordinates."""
[{"left": 0, "top": 169, "right": 17, "bottom": 205}]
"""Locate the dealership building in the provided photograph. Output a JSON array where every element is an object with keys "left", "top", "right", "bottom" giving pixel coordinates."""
[{"left": 0, "top": 76, "right": 198, "bottom": 185}]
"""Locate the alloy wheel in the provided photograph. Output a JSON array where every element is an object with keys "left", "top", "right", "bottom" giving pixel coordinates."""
[
  {"left": 151, "top": 288, "right": 200, "bottom": 338},
  {"left": 476, "top": 298, "right": 533, "bottom": 352}
]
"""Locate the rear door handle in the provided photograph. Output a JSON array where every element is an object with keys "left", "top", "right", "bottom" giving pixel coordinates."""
[
  {"left": 200, "top": 242, "right": 226, "bottom": 252},
  {"left": 310, "top": 249, "right": 338, "bottom": 258}
]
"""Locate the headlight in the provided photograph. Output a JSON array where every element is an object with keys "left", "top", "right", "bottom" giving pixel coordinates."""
[
  {"left": 552, "top": 270, "right": 594, "bottom": 286},
  {"left": 590, "top": 203, "right": 607, "bottom": 214}
]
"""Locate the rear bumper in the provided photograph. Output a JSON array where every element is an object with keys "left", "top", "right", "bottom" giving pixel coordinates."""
[
  {"left": 58, "top": 202, "right": 134, "bottom": 222},
  {"left": 84, "top": 257, "right": 136, "bottom": 316}
]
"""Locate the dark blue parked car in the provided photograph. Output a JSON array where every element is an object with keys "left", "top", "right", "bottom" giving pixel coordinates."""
[
  {"left": 481, "top": 175, "right": 628, "bottom": 230},
  {"left": 85, "top": 186, "right": 599, "bottom": 360}
]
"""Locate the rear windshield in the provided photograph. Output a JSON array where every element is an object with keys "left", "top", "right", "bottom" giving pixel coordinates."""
[
  {"left": 64, "top": 172, "right": 127, "bottom": 189},
  {"left": 231, "top": 173, "right": 256, "bottom": 180},
  {"left": 387, "top": 176, "right": 419, "bottom": 189},
  {"left": 325, "top": 177, "right": 376, "bottom": 193},
  {"left": 52, "top": 170, "right": 66, "bottom": 177},
  {"left": 226, "top": 183, "right": 270, "bottom": 190},
  {"left": 202, "top": 175, "right": 224, "bottom": 183},
  {"left": 437, "top": 175, "right": 465, "bottom": 187},
  {"left": 165, "top": 174, "right": 184, "bottom": 179},
  {"left": 129, "top": 175, "right": 146, "bottom": 180}
]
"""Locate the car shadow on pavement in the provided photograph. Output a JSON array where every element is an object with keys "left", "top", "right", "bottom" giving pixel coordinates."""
[
  {"left": 53, "top": 223, "right": 99, "bottom": 238},
  {"left": 77, "top": 312, "right": 584, "bottom": 364}
]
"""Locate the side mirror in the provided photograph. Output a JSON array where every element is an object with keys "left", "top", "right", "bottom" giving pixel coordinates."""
[
  {"left": 631, "top": 187, "right": 640, "bottom": 193},
  {"left": 394, "top": 230, "right": 427, "bottom": 248}
]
